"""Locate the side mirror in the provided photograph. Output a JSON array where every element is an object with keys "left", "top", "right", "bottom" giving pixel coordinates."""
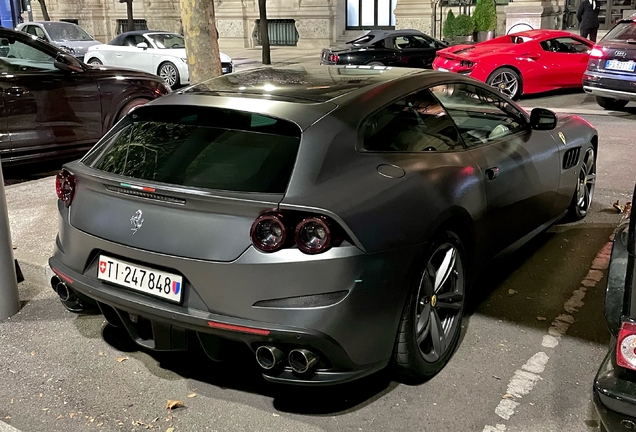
[
  {"left": 529, "top": 107, "right": 557, "bottom": 130},
  {"left": 54, "top": 52, "right": 84, "bottom": 73},
  {"left": 136, "top": 42, "right": 149, "bottom": 49}
]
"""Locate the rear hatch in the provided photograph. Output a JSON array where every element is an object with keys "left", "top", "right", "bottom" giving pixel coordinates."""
[
  {"left": 596, "top": 20, "right": 636, "bottom": 75},
  {"left": 69, "top": 104, "right": 303, "bottom": 262},
  {"left": 435, "top": 44, "right": 513, "bottom": 72}
]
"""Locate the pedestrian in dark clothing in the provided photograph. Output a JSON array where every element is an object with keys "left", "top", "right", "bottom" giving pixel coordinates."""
[{"left": 577, "top": 0, "right": 601, "bottom": 42}]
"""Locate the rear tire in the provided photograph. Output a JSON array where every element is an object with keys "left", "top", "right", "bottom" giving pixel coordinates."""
[
  {"left": 393, "top": 230, "right": 466, "bottom": 382},
  {"left": 567, "top": 146, "right": 596, "bottom": 221},
  {"left": 596, "top": 96, "right": 628, "bottom": 110},
  {"left": 87, "top": 58, "right": 102, "bottom": 65},
  {"left": 486, "top": 67, "right": 522, "bottom": 100},
  {"left": 367, "top": 61, "right": 385, "bottom": 66}
]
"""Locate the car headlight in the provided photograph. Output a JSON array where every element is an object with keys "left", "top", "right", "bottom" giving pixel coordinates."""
[{"left": 60, "top": 45, "right": 76, "bottom": 56}]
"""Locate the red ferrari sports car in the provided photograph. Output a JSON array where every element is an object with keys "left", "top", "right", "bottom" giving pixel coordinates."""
[{"left": 432, "top": 30, "right": 593, "bottom": 99}]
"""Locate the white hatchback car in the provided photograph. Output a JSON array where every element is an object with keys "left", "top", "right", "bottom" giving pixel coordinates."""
[{"left": 84, "top": 30, "right": 233, "bottom": 88}]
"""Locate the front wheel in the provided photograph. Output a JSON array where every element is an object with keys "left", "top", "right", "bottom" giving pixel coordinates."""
[
  {"left": 367, "top": 61, "right": 385, "bottom": 66},
  {"left": 486, "top": 67, "right": 522, "bottom": 100},
  {"left": 158, "top": 62, "right": 180, "bottom": 89},
  {"left": 596, "top": 96, "right": 628, "bottom": 110},
  {"left": 393, "top": 230, "right": 467, "bottom": 382},
  {"left": 87, "top": 58, "right": 102, "bottom": 65},
  {"left": 567, "top": 146, "right": 596, "bottom": 221}
]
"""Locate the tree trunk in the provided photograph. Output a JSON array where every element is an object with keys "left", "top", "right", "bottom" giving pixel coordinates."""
[
  {"left": 258, "top": 0, "right": 271, "bottom": 65},
  {"left": 179, "top": 0, "right": 222, "bottom": 83},
  {"left": 126, "top": 0, "right": 134, "bottom": 32},
  {"left": 37, "top": 0, "right": 50, "bottom": 21}
]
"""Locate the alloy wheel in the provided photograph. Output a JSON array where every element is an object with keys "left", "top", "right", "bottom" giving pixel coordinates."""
[
  {"left": 489, "top": 71, "right": 519, "bottom": 99},
  {"left": 576, "top": 148, "right": 596, "bottom": 216},
  {"left": 159, "top": 63, "right": 177, "bottom": 87},
  {"left": 414, "top": 243, "right": 465, "bottom": 363}
]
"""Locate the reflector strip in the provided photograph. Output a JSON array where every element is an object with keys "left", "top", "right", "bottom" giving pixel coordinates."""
[
  {"left": 120, "top": 183, "right": 156, "bottom": 193},
  {"left": 207, "top": 320, "right": 271, "bottom": 336},
  {"left": 51, "top": 268, "right": 73, "bottom": 284}
]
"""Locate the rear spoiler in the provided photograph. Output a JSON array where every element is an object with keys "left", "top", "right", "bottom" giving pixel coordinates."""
[{"left": 436, "top": 46, "right": 473, "bottom": 61}]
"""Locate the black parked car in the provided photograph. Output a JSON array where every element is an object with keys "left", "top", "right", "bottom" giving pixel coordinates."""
[
  {"left": 594, "top": 185, "right": 636, "bottom": 431},
  {"left": 320, "top": 29, "right": 448, "bottom": 69},
  {"left": 0, "top": 28, "right": 169, "bottom": 166},
  {"left": 583, "top": 17, "right": 636, "bottom": 110}
]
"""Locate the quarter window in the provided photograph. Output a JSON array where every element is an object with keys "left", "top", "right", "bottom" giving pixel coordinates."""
[
  {"left": 362, "top": 90, "right": 463, "bottom": 152},
  {"left": 430, "top": 83, "right": 526, "bottom": 147},
  {"left": 0, "top": 37, "right": 56, "bottom": 72}
]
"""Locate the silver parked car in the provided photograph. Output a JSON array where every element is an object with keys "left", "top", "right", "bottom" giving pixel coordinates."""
[
  {"left": 16, "top": 21, "right": 101, "bottom": 59},
  {"left": 49, "top": 65, "right": 598, "bottom": 385}
]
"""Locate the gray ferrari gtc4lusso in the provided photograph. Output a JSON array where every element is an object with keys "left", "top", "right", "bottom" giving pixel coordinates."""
[{"left": 49, "top": 65, "right": 598, "bottom": 385}]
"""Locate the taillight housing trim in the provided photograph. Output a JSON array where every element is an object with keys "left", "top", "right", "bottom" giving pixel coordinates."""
[
  {"left": 250, "top": 211, "right": 346, "bottom": 255},
  {"left": 250, "top": 213, "right": 288, "bottom": 253},
  {"left": 328, "top": 53, "right": 339, "bottom": 63},
  {"left": 55, "top": 169, "right": 76, "bottom": 207},
  {"left": 616, "top": 321, "right": 636, "bottom": 370},
  {"left": 590, "top": 46, "right": 605, "bottom": 58},
  {"left": 295, "top": 216, "right": 333, "bottom": 255}
]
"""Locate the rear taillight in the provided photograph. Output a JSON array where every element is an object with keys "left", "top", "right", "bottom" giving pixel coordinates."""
[
  {"left": 295, "top": 216, "right": 332, "bottom": 254},
  {"left": 590, "top": 46, "right": 605, "bottom": 58},
  {"left": 459, "top": 60, "right": 475, "bottom": 69},
  {"left": 617, "top": 321, "right": 636, "bottom": 370},
  {"left": 251, "top": 212, "right": 344, "bottom": 254},
  {"left": 250, "top": 213, "right": 287, "bottom": 252},
  {"left": 328, "top": 53, "right": 339, "bottom": 63},
  {"left": 55, "top": 169, "right": 75, "bottom": 207}
]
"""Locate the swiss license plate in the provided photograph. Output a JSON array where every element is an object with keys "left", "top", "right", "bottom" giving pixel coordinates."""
[
  {"left": 437, "top": 67, "right": 449, "bottom": 72},
  {"left": 97, "top": 255, "right": 183, "bottom": 303},
  {"left": 606, "top": 59, "right": 636, "bottom": 72}
]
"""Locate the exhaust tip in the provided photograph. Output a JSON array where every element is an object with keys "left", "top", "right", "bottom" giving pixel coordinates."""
[
  {"left": 288, "top": 348, "right": 319, "bottom": 374},
  {"left": 50, "top": 276, "right": 61, "bottom": 290},
  {"left": 55, "top": 282, "right": 74, "bottom": 302},
  {"left": 255, "top": 346, "right": 285, "bottom": 370}
]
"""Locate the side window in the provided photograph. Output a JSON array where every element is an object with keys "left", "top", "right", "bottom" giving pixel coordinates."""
[
  {"left": 34, "top": 27, "right": 47, "bottom": 39},
  {"left": 412, "top": 35, "right": 434, "bottom": 48},
  {"left": 122, "top": 35, "right": 144, "bottom": 47},
  {"left": 0, "top": 37, "right": 57, "bottom": 72},
  {"left": 23, "top": 25, "right": 37, "bottom": 36},
  {"left": 430, "top": 83, "right": 526, "bottom": 147},
  {"left": 394, "top": 36, "right": 410, "bottom": 49},
  {"left": 541, "top": 37, "right": 590, "bottom": 53},
  {"left": 362, "top": 90, "right": 463, "bottom": 152}
]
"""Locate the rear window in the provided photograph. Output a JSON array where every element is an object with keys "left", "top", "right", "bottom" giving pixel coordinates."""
[
  {"left": 605, "top": 21, "right": 636, "bottom": 42},
  {"left": 82, "top": 106, "right": 301, "bottom": 193}
]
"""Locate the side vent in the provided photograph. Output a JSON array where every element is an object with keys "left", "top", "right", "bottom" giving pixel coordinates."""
[{"left": 563, "top": 147, "right": 581, "bottom": 170}]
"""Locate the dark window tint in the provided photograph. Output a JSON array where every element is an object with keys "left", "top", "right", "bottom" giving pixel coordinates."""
[
  {"left": 0, "top": 36, "right": 56, "bottom": 72},
  {"left": 362, "top": 90, "right": 463, "bottom": 152},
  {"left": 83, "top": 106, "right": 301, "bottom": 193},
  {"left": 431, "top": 83, "right": 526, "bottom": 147},
  {"left": 605, "top": 21, "right": 636, "bottom": 42},
  {"left": 122, "top": 35, "right": 145, "bottom": 47},
  {"left": 540, "top": 37, "right": 590, "bottom": 53},
  {"left": 394, "top": 35, "right": 434, "bottom": 49}
]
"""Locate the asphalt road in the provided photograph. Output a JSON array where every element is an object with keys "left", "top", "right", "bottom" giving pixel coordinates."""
[{"left": 0, "top": 95, "right": 634, "bottom": 432}]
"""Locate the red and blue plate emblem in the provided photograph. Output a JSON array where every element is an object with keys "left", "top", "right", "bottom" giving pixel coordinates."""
[{"left": 172, "top": 280, "right": 181, "bottom": 295}]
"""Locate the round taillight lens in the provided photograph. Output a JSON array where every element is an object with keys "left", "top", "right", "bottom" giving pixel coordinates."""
[
  {"left": 55, "top": 170, "right": 75, "bottom": 207},
  {"left": 251, "top": 214, "right": 287, "bottom": 252},
  {"left": 295, "top": 216, "right": 332, "bottom": 254}
]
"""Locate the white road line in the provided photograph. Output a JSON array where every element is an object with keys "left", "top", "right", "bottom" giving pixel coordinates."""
[
  {"left": 483, "top": 237, "right": 613, "bottom": 431},
  {"left": 0, "top": 420, "right": 20, "bottom": 432}
]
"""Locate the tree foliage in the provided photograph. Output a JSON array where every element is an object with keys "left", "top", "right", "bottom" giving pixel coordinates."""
[
  {"left": 443, "top": 10, "right": 456, "bottom": 39},
  {"left": 473, "top": 0, "right": 497, "bottom": 32},
  {"left": 453, "top": 14, "right": 476, "bottom": 36}
]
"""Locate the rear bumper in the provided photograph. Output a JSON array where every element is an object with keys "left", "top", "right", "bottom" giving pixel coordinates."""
[
  {"left": 583, "top": 71, "right": 636, "bottom": 101},
  {"left": 593, "top": 343, "right": 636, "bottom": 431},
  {"left": 50, "top": 219, "right": 420, "bottom": 385}
]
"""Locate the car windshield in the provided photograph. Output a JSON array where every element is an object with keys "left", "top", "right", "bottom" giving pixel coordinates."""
[
  {"left": 605, "top": 21, "right": 636, "bottom": 42},
  {"left": 145, "top": 33, "right": 186, "bottom": 49},
  {"left": 43, "top": 22, "right": 93, "bottom": 41}
]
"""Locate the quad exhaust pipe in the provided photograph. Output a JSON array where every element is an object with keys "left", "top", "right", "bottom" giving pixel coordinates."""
[
  {"left": 51, "top": 276, "right": 76, "bottom": 302},
  {"left": 255, "top": 346, "right": 285, "bottom": 370},
  {"left": 288, "top": 348, "right": 319, "bottom": 374}
]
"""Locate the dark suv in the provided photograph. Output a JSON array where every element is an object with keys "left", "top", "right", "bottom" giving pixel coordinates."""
[{"left": 583, "top": 16, "right": 636, "bottom": 110}]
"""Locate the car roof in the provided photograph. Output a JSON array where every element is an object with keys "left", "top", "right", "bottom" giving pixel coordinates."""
[
  {"left": 109, "top": 30, "right": 173, "bottom": 45},
  {"left": 22, "top": 21, "right": 81, "bottom": 27},
  {"left": 182, "top": 64, "right": 422, "bottom": 103},
  {"left": 347, "top": 29, "right": 427, "bottom": 44}
]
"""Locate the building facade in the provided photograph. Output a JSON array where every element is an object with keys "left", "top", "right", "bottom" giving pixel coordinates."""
[{"left": 29, "top": 0, "right": 636, "bottom": 48}]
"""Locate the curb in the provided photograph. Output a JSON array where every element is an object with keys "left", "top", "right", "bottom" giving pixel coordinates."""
[{"left": 0, "top": 420, "right": 21, "bottom": 432}]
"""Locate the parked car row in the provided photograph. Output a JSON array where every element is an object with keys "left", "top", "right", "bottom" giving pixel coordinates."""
[{"left": 323, "top": 19, "right": 636, "bottom": 110}]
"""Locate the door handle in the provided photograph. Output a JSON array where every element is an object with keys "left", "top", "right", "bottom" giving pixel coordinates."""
[
  {"left": 486, "top": 167, "right": 499, "bottom": 180},
  {"left": 521, "top": 52, "right": 541, "bottom": 61}
]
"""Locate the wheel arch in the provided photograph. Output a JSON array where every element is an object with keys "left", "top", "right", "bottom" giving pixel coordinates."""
[{"left": 427, "top": 207, "right": 476, "bottom": 272}]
